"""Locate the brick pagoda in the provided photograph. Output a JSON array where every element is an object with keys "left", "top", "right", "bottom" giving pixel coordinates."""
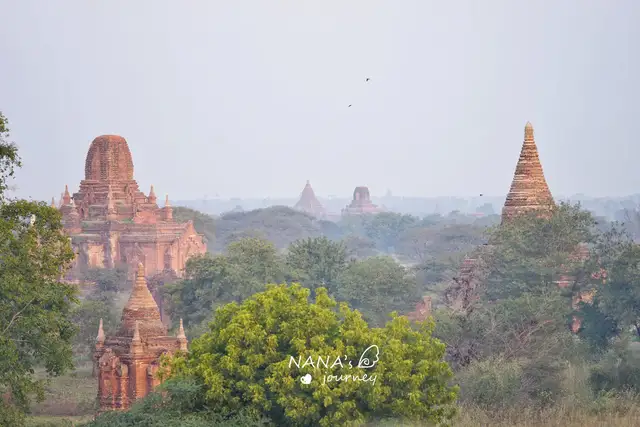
[
  {"left": 58, "top": 135, "right": 206, "bottom": 279},
  {"left": 294, "top": 180, "right": 326, "bottom": 218},
  {"left": 447, "top": 122, "right": 556, "bottom": 313},
  {"left": 342, "top": 186, "right": 383, "bottom": 216},
  {"left": 94, "top": 263, "right": 188, "bottom": 413},
  {"left": 501, "top": 122, "right": 555, "bottom": 222}
]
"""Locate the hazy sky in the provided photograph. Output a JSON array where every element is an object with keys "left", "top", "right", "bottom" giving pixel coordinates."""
[{"left": 1, "top": 1, "right": 638, "bottom": 201}]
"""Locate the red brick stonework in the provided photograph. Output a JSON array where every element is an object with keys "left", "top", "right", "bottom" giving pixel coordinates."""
[
  {"left": 93, "top": 263, "right": 187, "bottom": 414},
  {"left": 501, "top": 122, "right": 555, "bottom": 222},
  {"left": 56, "top": 135, "right": 206, "bottom": 280}
]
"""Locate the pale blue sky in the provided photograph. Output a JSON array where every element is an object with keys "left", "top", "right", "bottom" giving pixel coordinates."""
[{"left": 1, "top": 1, "right": 638, "bottom": 200}]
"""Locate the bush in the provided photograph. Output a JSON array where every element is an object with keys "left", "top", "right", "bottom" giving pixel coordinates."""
[
  {"left": 456, "top": 357, "right": 524, "bottom": 409},
  {"left": 590, "top": 342, "right": 640, "bottom": 393},
  {"left": 165, "top": 284, "right": 458, "bottom": 426},
  {"left": 84, "top": 378, "right": 269, "bottom": 427}
]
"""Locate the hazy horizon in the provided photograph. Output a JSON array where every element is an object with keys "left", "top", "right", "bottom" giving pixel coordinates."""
[{"left": 1, "top": 1, "right": 638, "bottom": 201}]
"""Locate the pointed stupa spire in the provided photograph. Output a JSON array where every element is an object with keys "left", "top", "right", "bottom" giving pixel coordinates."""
[
  {"left": 177, "top": 318, "right": 186, "bottom": 339},
  {"left": 62, "top": 185, "right": 71, "bottom": 205},
  {"left": 501, "top": 122, "right": 555, "bottom": 222},
  {"left": 176, "top": 318, "right": 188, "bottom": 351},
  {"left": 118, "top": 263, "right": 166, "bottom": 339},
  {"left": 148, "top": 185, "right": 157, "bottom": 203},
  {"left": 294, "top": 180, "right": 325, "bottom": 218},
  {"left": 51, "top": 197, "right": 56, "bottom": 208},
  {"left": 163, "top": 194, "right": 173, "bottom": 221},
  {"left": 96, "top": 318, "right": 105, "bottom": 344},
  {"left": 132, "top": 320, "right": 141, "bottom": 342}
]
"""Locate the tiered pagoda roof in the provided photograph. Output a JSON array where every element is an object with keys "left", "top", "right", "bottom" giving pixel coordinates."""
[{"left": 501, "top": 122, "right": 555, "bottom": 222}]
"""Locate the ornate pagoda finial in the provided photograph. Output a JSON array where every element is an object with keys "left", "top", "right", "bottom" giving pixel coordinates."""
[
  {"left": 51, "top": 197, "right": 56, "bottom": 208},
  {"left": 136, "top": 262, "right": 145, "bottom": 281},
  {"left": 177, "top": 318, "right": 186, "bottom": 339},
  {"left": 63, "top": 185, "right": 71, "bottom": 205},
  {"left": 96, "top": 318, "right": 105, "bottom": 345},
  {"left": 164, "top": 195, "right": 173, "bottom": 221},
  {"left": 177, "top": 318, "right": 188, "bottom": 351},
  {"left": 149, "top": 185, "right": 157, "bottom": 203},
  {"left": 524, "top": 121, "right": 534, "bottom": 141},
  {"left": 130, "top": 320, "right": 143, "bottom": 354}
]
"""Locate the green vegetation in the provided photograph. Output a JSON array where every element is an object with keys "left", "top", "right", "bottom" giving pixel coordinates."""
[
  {"left": 4, "top": 108, "right": 640, "bottom": 425},
  {"left": 90, "top": 284, "right": 457, "bottom": 427},
  {"left": 0, "top": 112, "right": 78, "bottom": 426}
]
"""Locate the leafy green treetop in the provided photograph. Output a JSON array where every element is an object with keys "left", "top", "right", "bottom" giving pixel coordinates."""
[
  {"left": 0, "top": 111, "right": 77, "bottom": 426},
  {"left": 165, "top": 284, "right": 458, "bottom": 426}
]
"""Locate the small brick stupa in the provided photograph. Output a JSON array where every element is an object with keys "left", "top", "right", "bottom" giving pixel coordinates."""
[
  {"left": 407, "top": 296, "right": 433, "bottom": 322},
  {"left": 58, "top": 135, "right": 206, "bottom": 279},
  {"left": 94, "top": 263, "right": 188, "bottom": 413},
  {"left": 294, "top": 180, "right": 326, "bottom": 218},
  {"left": 342, "top": 186, "right": 383, "bottom": 216},
  {"left": 501, "top": 122, "right": 555, "bottom": 222}
]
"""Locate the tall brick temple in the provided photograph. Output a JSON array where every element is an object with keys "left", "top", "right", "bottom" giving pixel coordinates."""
[
  {"left": 94, "top": 263, "right": 188, "bottom": 413},
  {"left": 501, "top": 122, "right": 555, "bottom": 221},
  {"left": 58, "top": 135, "right": 206, "bottom": 279},
  {"left": 294, "top": 180, "right": 326, "bottom": 218}
]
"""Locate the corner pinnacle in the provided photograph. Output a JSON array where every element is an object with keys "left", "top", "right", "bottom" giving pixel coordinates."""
[
  {"left": 96, "top": 318, "right": 105, "bottom": 343},
  {"left": 177, "top": 318, "right": 186, "bottom": 339},
  {"left": 132, "top": 320, "right": 141, "bottom": 343}
]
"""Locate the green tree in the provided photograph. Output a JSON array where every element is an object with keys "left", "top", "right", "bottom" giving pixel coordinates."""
[
  {"left": 165, "top": 238, "right": 286, "bottom": 332},
  {"left": 0, "top": 113, "right": 78, "bottom": 426},
  {"left": 173, "top": 206, "right": 216, "bottom": 249},
  {"left": 70, "top": 290, "right": 120, "bottom": 362},
  {"left": 285, "top": 236, "right": 348, "bottom": 293},
  {"left": 484, "top": 203, "right": 598, "bottom": 301},
  {"left": 165, "top": 284, "right": 458, "bottom": 427},
  {"left": 226, "top": 237, "right": 285, "bottom": 285},
  {"left": 341, "top": 233, "right": 377, "bottom": 259},
  {"left": 165, "top": 254, "right": 244, "bottom": 330},
  {"left": 363, "top": 212, "right": 419, "bottom": 251},
  {"left": 592, "top": 243, "right": 640, "bottom": 338},
  {"left": 336, "top": 256, "right": 420, "bottom": 326},
  {"left": 81, "top": 266, "right": 129, "bottom": 293},
  {"left": 0, "top": 112, "right": 20, "bottom": 199}
]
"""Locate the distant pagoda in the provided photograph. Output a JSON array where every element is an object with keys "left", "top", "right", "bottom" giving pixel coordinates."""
[
  {"left": 294, "top": 180, "right": 326, "bottom": 218},
  {"left": 342, "top": 186, "right": 383, "bottom": 216},
  {"left": 501, "top": 122, "right": 555, "bottom": 222}
]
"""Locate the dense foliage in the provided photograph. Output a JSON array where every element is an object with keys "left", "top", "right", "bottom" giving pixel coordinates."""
[
  {"left": 163, "top": 284, "right": 458, "bottom": 426},
  {"left": 0, "top": 112, "right": 78, "bottom": 426}
]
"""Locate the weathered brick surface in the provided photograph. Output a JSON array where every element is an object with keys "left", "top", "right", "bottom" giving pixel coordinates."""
[
  {"left": 57, "top": 135, "right": 206, "bottom": 279},
  {"left": 94, "top": 264, "right": 187, "bottom": 414},
  {"left": 501, "top": 122, "right": 555, "bottom": 221}
]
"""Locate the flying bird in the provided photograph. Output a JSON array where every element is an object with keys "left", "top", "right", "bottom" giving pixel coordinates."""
[
  {"left": 479, "top": 193, "right": 483, "bottom": 197},
  {"left": 365, "top": 78, "right": 370, "bottom": 82},
  {"left": 348, "top": 104, "right": 352, "bottom": 107}
]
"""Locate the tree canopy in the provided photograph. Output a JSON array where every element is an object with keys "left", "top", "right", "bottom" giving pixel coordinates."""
[
  {"left": 163, "top": 284, "right": 458, "bottom": 426},
  {"left": 0, "top": 112, "right": 78, "bottom": 426}
]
